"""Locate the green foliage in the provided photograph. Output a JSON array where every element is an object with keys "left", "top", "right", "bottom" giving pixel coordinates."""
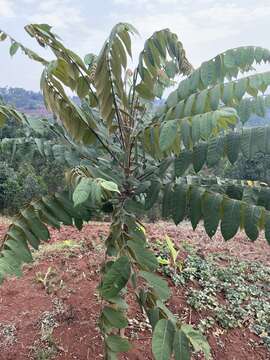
[
  {"left": 156, "top": 235, "right": 182, "bottom": 272},
  {"left": 0, "top": 162, "right": 49, "bottom": 214},
  {"left": 1, "top": 22, "right": 270, "bottom": 360},
  {"left": 225, "top": 152, "right": 270, "bottom": 184},
  {"left": 0, "top": 116, "right": 66, "bottom": 214}
]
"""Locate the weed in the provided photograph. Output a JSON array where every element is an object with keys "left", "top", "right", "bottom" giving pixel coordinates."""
[
  {"left": 34, "top": 347, "right": 57, "bottom": 360},
  {"left": 34, "top": 267, "right": 64, "bottom": 294},
  {"left": 30, "top": 327, "right": 58, "bottom": 360},
  {"left": 0, "top": 323, "right": 17, "bottom": 347},
  {"left": 154, "top": 236, "right": 183, "bottom": 274},
  {"left": 29, "top": 298, "right": 67, "bottom": 359}
]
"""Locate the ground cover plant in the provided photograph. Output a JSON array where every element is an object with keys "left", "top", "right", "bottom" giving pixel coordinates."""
[
  {"left": 0, "top": 23, "right": 270, "bottom": 359},
  {"left": 156, "top": 237, "right": 270, "bottom": 349}
]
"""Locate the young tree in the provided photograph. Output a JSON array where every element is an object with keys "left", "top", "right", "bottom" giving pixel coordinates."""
[{"left": 1, "top": 24, "right": 270, "bottom": 359}]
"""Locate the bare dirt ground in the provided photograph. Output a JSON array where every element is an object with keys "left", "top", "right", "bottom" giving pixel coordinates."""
[{"left": 0, "top": 219, "right": 269, "bottom": 360}]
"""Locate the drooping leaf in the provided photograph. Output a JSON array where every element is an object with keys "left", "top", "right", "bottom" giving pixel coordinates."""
[
  {"left": 165, "top": 235, "right": 179, "bottom": 264},
  {"left": 220, "top": 198, "right": 241, "bottom": 240},
  {"left": 144, "top": 180, "right": 161, "bottom": 210},
  {"left": 172, "top": 183, "right": 188, "bottom": 225},
  {"left": 202, "top": 192, "right": 222, "bottom": 237},
  {"left": 189, "top": 186, "right": 204, "bottom": 230},
  {"left": 162, "top": 183, "right": 174, "bottom": 219},
  {"left": 243, "top": 204, "right": 262, "bottom": 241}
]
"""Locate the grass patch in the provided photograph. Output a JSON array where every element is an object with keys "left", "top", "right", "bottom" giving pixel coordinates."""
[{"left": 34, "top": 240, "right": 83, "bottom": 260}]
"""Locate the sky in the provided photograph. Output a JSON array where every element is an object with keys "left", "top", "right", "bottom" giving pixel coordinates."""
[{"left": 1, "top": 0, "right": 270, "bottom": 91}]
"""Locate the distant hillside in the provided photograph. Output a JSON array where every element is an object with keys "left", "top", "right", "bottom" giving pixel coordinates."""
[
  {"left": 0, "top": 87, "right": 50, "bottom": 118},
  {"left": 0, "top": 87, "right": 79, "bottom": 118}
]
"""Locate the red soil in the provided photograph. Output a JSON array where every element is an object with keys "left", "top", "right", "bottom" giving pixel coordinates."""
[{"left": 0, "top": 221, "right": 269, "bottom": 360}]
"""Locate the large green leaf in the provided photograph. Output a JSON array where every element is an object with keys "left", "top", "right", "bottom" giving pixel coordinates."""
[
  {"left": 127, "top": 241, "right": 158, "bottom": 271},
  {"left": 243, "top": 204, "right": 262, "bottom": 241},
  {"left": 139, "top": 271, "right": 171, "bottom": 301},
  {"left": 4, "top": 237, "right": 32, "bottom": 264},
  {"left": 21, "top": 207, "right": 50, "bottom": 241},
  {"left": 192, "top": 142, "right": 207, "bottom": 173},
  {"left": 175, "top": 150, "right": 192, "bottom": 176},
  {"left": 159, "top": 120, "right": 178, "bottom": 152},
  {"left": 220, "top": 198, "right": 241, "bottom": 240},
  {"left": 100, "top": 256, "right": 131, "bottom": 300},
  {"left": 189, "top": 186, "right": 204, "bottom": 230},
  {"left": 102, "top": 306, "right": 128, "bottom": 329},
  {"left": 173, "top": 329, "right": 191, "bottom": 360},
  {"left": 226, "top": 132, "right": 240, "bottom": 164},
  {"left": 72, "top": 178, "right": 93, "bottom": 206},
  {"left": 206, "top": 137, "right": 220, "bottom": 167},
  {"left": 202, "top": 192, "right": 222, "bottom": 237},
  {"left": 106, "top": 335, "right": 131, "bottom": 352},
  {"left": 162, "top": 183, "right": 174, "bottom": 219},
  {"left": 152, "top": 319, "right": 175, "bottom": 360},
  {"left": 172, "top": 183, "right": 188, "bottom": 225},
  {"left": 100, "top": 180, "right": 120, "bottom": 193}
]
